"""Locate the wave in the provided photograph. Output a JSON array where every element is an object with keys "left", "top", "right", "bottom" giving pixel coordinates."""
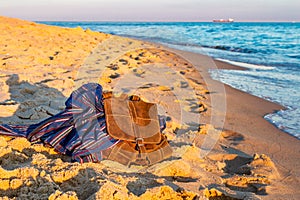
[
  {"left": 216, "top": 59, "right": 276, "bottom": 70},
  {"left": 117, "top": 34, "right": 259, "bottom": 55},
  {"left": 287, "top": 54, "right": 300, "bottom": 59},
  {"left": 202, "top": 45, "right": 258, "bottom": 54}
]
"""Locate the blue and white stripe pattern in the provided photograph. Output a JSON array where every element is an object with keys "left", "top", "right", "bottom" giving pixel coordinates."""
[{"left": 0, "top": 83, "right": 166, "bottom": 163}]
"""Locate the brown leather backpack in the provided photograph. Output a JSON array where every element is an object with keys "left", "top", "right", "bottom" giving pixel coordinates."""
[{"left": 102, "top": 91, "right": 173, "bottom": 166}]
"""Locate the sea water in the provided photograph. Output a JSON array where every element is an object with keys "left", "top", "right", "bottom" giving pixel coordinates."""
[{"left": 40, "top": 21, "right": 300, "bottom": 139}]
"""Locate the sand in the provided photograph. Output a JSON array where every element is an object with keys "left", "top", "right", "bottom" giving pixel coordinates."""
[{"left": 0, "top": 16, "right": 299, "bottom": 200}]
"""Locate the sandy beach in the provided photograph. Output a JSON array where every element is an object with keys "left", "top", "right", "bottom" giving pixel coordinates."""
[{"left": 0, "top": 16, "right": 299, "bottom": 200}]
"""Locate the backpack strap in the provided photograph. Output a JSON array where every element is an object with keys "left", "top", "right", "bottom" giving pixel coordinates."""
[
  {"left": 102, "top": 91, "right": 112, "bottom": 99},
  {"left": 102, "top": 134, "right": 173, "bottom": 166}
]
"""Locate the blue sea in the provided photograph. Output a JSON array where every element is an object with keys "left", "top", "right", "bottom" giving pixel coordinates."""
[{"left": 40, "top": 21, "right": 300, "bottom": 139}]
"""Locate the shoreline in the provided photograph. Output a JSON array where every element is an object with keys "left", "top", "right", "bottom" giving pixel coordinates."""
[
  {"left": 162, "top": 47, "right": 296, "bottom": 138},
  {"left": 211, "top": 59, "right": 300, "bottom": 140},
  {"left": 0, "top": 16, "right": 299, "bottom": 199},
  {"left": 166, "top": 47, "right": 300, "bottom": 193},
  {"left": 170, "top": 46, "right": 298, "bottom": 141}
]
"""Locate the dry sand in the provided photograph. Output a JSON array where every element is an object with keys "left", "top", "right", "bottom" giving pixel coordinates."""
[{"left": 0, "top": 16, "right": 299, "bottom": 200}]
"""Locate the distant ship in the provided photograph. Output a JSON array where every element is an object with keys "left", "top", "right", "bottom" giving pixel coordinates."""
[{"left": 213, "top": 18, "right": 234, "bottom": 23}]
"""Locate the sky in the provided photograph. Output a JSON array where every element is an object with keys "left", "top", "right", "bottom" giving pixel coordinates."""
[{"left": 1, "top": 0, "right": 299, "bottom": 22}]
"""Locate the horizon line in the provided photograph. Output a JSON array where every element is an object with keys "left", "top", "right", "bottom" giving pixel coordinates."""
[
  {"left": 2, "top": 15, "right": 299, "bottom": 23},
  {"left": 35, "top": 20, "right": 300, "bottom": 23}
]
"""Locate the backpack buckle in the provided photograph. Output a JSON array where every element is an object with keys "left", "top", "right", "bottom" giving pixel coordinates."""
[{"left": 136, "top": 138, "right": 144, "bottom": 146}]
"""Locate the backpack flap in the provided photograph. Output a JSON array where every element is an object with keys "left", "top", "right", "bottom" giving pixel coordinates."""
[{"left": 103, "top": 93, "right": 162, "bottom": 144}]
